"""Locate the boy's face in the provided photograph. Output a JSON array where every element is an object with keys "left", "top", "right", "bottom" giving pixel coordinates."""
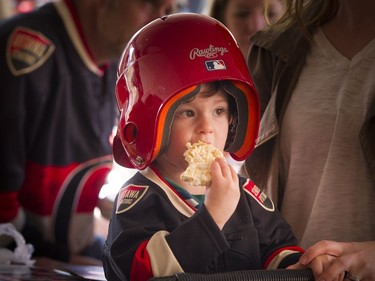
[{"left": 155, "top": 86, "right": 231, "bottom": 173}]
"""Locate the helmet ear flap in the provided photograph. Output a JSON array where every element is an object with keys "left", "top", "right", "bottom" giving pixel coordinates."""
[{"left": 114, "top": 109, "right": 142, "bottom": 168}]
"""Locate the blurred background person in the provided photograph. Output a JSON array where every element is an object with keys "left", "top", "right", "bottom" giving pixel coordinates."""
[
  {"left": 243, "top": 0, "right": 375, "bottom": 279},
  {"left": 0, "top": 0, "right": 176, "bottom": 265},
  {"left": 210, "top": 0, "right": 284, "bottom": 58},
  {"left": 243, "top": 0, "right": 375, "bottom": 265}
]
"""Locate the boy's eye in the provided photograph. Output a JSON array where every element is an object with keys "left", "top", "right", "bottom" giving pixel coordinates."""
[
  {"left": 215, "top": 107, "right": 225, "bottom": 116},
  {"left": 178, "top": 110, "right": 194, "bottom": 118}
]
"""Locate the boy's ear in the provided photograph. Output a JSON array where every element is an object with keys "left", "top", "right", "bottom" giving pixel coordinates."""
[
  {"left": 229, "top": 113, "right": 238, "bottom": 132},
  {"left": 229, "top": 122, "right": 236, "bottom": 134},
  {"left": 229, "top": 115, "right": 234, "bottom": 124}
]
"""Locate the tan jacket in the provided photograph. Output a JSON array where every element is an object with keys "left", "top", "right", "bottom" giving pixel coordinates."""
[{"left": 244, "top": 11, "right": 375, "bottom": 208}]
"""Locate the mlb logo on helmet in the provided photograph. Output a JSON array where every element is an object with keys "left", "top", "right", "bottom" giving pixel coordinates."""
[{"left": 205, "top": 60, "right": 226, "bottom": 71}]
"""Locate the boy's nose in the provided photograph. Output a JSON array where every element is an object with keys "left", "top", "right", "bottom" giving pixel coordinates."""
[{"left": 197, "top": 116, "right": 213, "bottom": 134}]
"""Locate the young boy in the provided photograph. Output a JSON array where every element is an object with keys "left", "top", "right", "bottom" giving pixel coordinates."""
[{"left": 103, "top": 13, "right": 304, "bottom": 281}]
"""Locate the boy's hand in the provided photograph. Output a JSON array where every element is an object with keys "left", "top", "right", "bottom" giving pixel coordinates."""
[{"left": 204, "top": 157, "right": 240, "bottom": 230}]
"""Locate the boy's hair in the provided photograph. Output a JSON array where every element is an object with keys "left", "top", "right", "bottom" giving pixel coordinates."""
[{"left": 113, "top": 13, "right": 259, "bottom": 169}]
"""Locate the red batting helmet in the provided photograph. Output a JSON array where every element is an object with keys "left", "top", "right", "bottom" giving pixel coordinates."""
[{"left": 113, "top": 13, "right": 259, "bottom": 169}]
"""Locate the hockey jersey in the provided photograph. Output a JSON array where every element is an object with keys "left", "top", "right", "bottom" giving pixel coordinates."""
[
  {"left": 103, "top": 167, "right": 303, "bottom": 281},
  {"left": 0, "top": 0, "right": 117, "bottom": 260}
]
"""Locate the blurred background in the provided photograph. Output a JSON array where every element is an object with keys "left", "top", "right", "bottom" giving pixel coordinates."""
[{"left": 0, "top": 0, "right": 214, "bottom": 19}]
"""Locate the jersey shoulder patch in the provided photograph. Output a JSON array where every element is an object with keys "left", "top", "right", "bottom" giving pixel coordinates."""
[
  {"left": 243, "top": 179, "right": 275, "bottom": 212},
  {"left": 116, "top": 184, "right": 149, "bottom": 214},
  {"left": 6, "top": 27, "right": 55, "bottom": 76}
]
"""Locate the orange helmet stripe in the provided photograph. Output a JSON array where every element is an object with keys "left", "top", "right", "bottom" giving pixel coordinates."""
[{"left": 151, "top": 85, "right": 197, "bottom": 163}]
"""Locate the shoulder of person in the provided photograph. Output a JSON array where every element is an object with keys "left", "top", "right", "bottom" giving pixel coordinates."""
[{"left": 115, "top": 172, "right": 161, "bottom": 214}]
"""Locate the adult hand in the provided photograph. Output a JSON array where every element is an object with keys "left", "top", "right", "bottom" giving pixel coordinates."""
[
  {"left": 296, "top": 240, "right": 375, "bottom": 281},
  {"left": 288, "top": 252, "right": 342, "bottom": 281}
]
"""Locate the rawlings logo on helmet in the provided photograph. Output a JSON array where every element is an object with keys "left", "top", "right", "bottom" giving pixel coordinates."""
[{"left": 189, "top": 45, "right": 228, "bottom": 59}]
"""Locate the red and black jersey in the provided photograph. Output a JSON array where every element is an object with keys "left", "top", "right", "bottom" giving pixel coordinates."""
[
  {"left": 103, "top": 167, "right": 303, "bottom": 281},
  {"left": 0, "top": 0, "right": 117, "bottom": 259}
]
